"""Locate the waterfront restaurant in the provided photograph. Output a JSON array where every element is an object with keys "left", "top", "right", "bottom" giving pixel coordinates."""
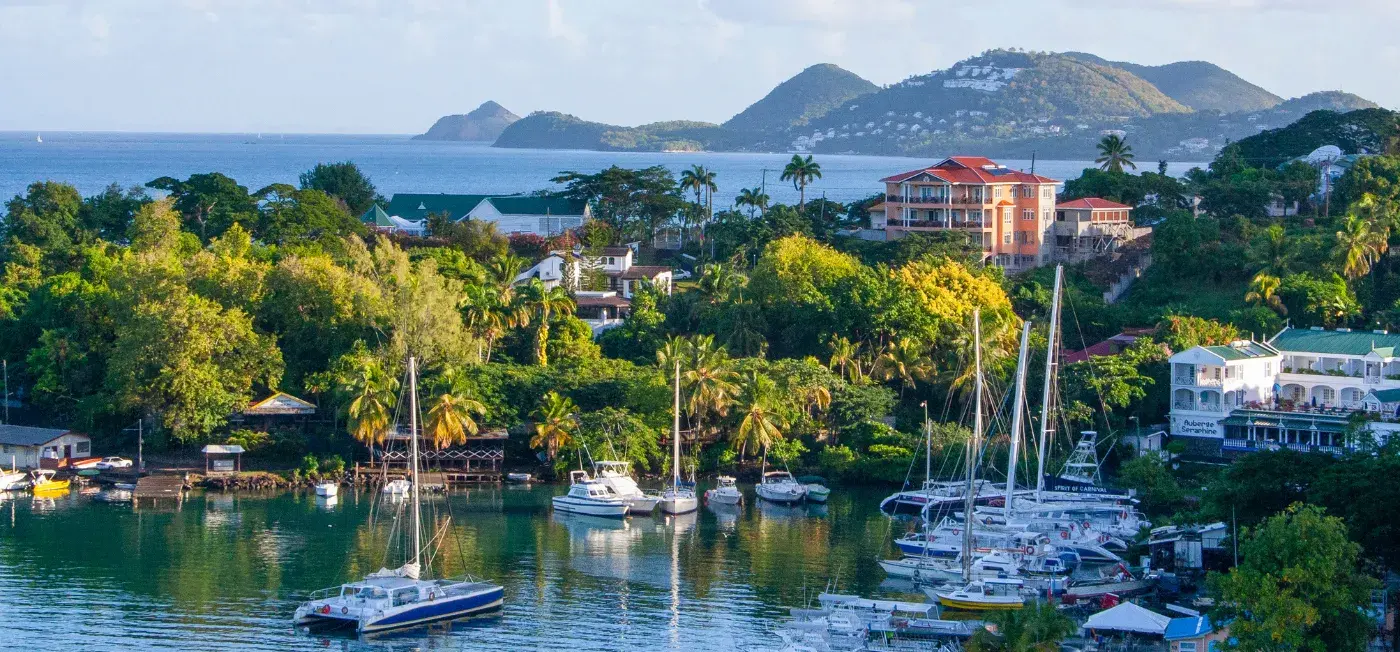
[{"left": 1168, "top": 326, "right": 1400, "bottom": 457}]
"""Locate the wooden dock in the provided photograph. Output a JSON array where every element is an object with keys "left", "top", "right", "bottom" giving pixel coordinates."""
[{"left": 133, "top": 475, "right": 186, "bottom": 508}]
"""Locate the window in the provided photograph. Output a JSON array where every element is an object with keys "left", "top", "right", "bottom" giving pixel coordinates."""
[
  {"left": 1022, "top": 209, "right": 1033, "bottom": 220},
  {"left": 1042, "top": 209, "right": 1051, "bottom": 222},
  {"left": 993, "top": 187, "right": 1002, "bottom": 199},
  {"left": 75, "top": 441, "right": 90, "bottom": 455},
  {"left": 1003, "top": 208, "right": 1013, "bottom": 224},
  {"left": 1178, "top": 642, "right": 1198, "bottom": 652},
  {"left": 1055, "top": 211, "right": 1066, "bottom": 222},
  {"left": 1003, "top": 233, "right": 1012, "bottom": 245},
  {"left": 606, "top": 256, "right": 615, "bottom": 265}
]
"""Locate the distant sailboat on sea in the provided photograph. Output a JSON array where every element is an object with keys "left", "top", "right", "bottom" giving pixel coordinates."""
[{"left": 35, "top": 134, "right": 42, "bottom": 143}]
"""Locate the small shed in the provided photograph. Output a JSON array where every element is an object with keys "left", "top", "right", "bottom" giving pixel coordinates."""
[
  {"left": 239, "top": 392, "right": 317, "bottom": 431},
  {"left": 0, "top": 424, "right": 91, "bottom": 470},
  {"left": 201, "top": 444, "right": 245, "bottom": 474},
  {"left": 1083, "top": 601, "right": 1172, "bottom": 637},
  {"left": 1165, "top": 615, "right": 1230, "bottom": 651}
]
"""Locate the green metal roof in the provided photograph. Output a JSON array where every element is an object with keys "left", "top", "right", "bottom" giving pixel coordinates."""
[
  {"left": 482, "top": 196, "right": 588, "bottom": 216},
  {"left": 385, "top": 194, "right": 502, "bottom": 221},
  {"left": 1270, "top": 327, "right": 1400, "bottom": 356},
  {"left": 1224, "top": 409, "right": 1349, "bottom": 429},
  {"left": 1367, "top": 388, "right": 1400, "bottom": 402},
  {"left": 1201, "top": 341, "right": 1279, "bottom": 360},
  {"left": 360, "top": 204, "right": 394, "bottom": 227}
]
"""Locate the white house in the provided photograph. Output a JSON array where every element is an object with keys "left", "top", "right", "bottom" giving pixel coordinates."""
[
  {"left": 1168, "top": 327, "right": 1400, "bottom": 457},
  {"left": 515, "top": 246, "right": 673, "bottom": 299},
  {"left": 381, "top": 193, "right": 591, "bottom": 237},
  {"left": 0, "top": 425, "right": 92, "bottom": 469}
]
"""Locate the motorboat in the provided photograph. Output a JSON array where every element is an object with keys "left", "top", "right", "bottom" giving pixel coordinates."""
[
  {"left": 0, "top": 458, "right": 26, "bottom": 492},
  {"left": 798, "top": 476, "right": 831, "bottom": 503},
  {"left": 294, "top": 356, "right": 503, "bottom": 634},
  {"left": 591, "top": 461, "right": 660, "bottom": 514},
  {"left": 1063, "top": 563, "right": 1153, "bottom": 600},
  {"left": 783, "top": 594, "right": 973, "bottom": 652},
  {"left": 505, "top": 472, "right": 533, "bottom": 484},
  {"left": 894, "top": 520, "right": 1050, "bottom": 558},
  {"left": 552, "top": 470, "right": 630, "bottom": 518},
  {"left": 928, "top": 578, "right": 1032, "bottom": 611},
  {"left": 704, "top": 476, "right": 743, "bottom": 505},
  {"left": 315, "top": 482, "right": 339, "bottom": 498},
  {"left": 879, "top": 550, "right": 1025, "bottom": 585},
  {"left": 756, "top": 471, "right": 806, "bottom": 504},
  {"left": 30, "top": 469, "right": 70, "bottom": 494},
  {"left": 382, "top": 478, "right": 411, "bottom": 495},
  {"left": 657, "top": 362, "right": 698, "bottom": 516}
]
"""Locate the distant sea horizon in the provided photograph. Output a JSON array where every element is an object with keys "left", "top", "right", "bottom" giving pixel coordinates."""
[{"left": 0, "top": 131, "right": 1207, "bottom": 209}]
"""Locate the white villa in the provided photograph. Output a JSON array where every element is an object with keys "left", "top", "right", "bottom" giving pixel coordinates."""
[
  {"left": 515, "top": 245, "right": 673, "bottom": 336},
  {"left": 1169, "top": 326, "right": 1400, "bottom": 457}
]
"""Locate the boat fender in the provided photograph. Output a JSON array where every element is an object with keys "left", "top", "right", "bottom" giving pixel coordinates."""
[
  {"left": 321, "top": 605, "right": 331, "bottom": 614},
  {"left": 1060, "top": 531, "right": 1069, "bottom": 540},
  {"left": 342, "top": 606, "right": 349, "bottom": 615}
]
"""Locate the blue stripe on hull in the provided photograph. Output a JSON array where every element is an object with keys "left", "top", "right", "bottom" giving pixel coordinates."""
[
  {"left": 894, "top": 542, "right": 957, "bottom": 558},
  {"left": 361, "top": 587, "right": 505, "bottom": 633}
]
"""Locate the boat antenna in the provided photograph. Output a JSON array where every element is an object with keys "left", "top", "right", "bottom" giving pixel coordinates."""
[
  {"left": 963, "top": 309, "right": 982, "bottom": 583},
  {"left": 1005, "top": 321, "right": 1033, "bottom": 516},
  {"left": 1035, "top": 265, "right": 1063, "bottom": 501},
  {"left": 408, "top": 356, "right": 423, "bottom": 572},
  {"left": 673, "top": 358, "right": 682, "bottom": 491}
]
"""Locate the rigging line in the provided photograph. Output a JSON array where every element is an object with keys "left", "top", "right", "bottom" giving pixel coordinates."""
[{"left": 1062, "top": 283, "right": 1123, "bottom": 454}]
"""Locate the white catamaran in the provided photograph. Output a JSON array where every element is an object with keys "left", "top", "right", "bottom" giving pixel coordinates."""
[{"left": 294, "top": 357, "right": 504, "bottom": 634}]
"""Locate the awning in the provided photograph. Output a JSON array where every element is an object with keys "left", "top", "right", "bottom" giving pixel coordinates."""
[
  {"left": 1083, "top": 601, "right": 1172, "bottom": 635},
  {"left": 201, "top": 445, "right": 245, "bottom": 455}
]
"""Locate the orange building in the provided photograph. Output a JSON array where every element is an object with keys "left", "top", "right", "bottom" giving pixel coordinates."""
[{"left": 872, "top": 156, "right": 1059, "bottom": 271}]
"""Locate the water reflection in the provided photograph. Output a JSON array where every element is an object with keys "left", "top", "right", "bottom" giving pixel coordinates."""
[{"left": 1, "top": 485, "right": 901, "bottom": 651}]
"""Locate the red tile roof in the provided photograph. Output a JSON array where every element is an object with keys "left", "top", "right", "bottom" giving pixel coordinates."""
[
  {"left": 880, "top": 157, "right": 1060, "bottom": 185},
  {"left": 1057, "top": 198, "right": 1132, "bottom": 210}
]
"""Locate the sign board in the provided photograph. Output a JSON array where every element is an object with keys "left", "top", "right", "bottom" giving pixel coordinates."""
[
  {"left": 212, "top": 459, "right": 235, "bottom": 472},
  {"left": 1042, "top": 475, "right": 1117, "bottom": 495},
  {"left": 1172, "top": 416, "right": 1222, "bottom": 438}
]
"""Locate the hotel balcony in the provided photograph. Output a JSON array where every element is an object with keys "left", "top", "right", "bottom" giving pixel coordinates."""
[
  {"left": 889, "top": 219, "right": 988, "bottom": 229},
  {"left": 886, "top": 194, "right": 988, "bottom": 206}
]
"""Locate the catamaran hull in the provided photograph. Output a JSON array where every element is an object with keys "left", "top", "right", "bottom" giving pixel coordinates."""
[
  {"left": 552, "top": 496, "right": 629, "bottom": 518},
  {"left": 295, "top": 587, "right": 504, "bottom": 634}
]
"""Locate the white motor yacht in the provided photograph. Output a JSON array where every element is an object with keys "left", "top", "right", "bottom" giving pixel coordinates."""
[
  {"left": 756, "top": 471, "right": 806, "bottom": 504},
  {"left": 552, "top": 470, "right": 630, "bottom": 518},
  {"left": 704, "top": 476, "right": 743, "bottom": 505},
  {"left": 315, "top": 482, "right": 338, "bottom": 498},
  {"left": 591, "top": 461, "right": 660, "bottom": 514}
]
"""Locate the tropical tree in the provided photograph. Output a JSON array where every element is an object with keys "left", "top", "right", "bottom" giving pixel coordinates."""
[
  {"left": 422, "top": 373, "right": 487, "bottom": 450},
  {"left": 1333, "top": 214, "right": 1389, "bottom": 280},
  {"left": 519, "top": 278, "right": 576, "bottom": 366},
  {"left": 678, "top": 165, "right": 718, "bottom": 222},
  {"left": 827, "top": 336, "right": 863, "bottom": 383},
  {"left": 1245, "top": 273, "right": 1287, "bottom": 316},
  {"left": 735, "top": 186, "right": 770, "bottom": 217},
  {"left": 733, "top": 370, "right": 789, "bottom": 461},
  {"left": 1095, "top": 134, "right": 1137, "bottom": 173},
  {"left": 873, "top": 338, "right": 935, "bottom": 398},
  {"left": 487, "top": 253, "right": 529, "bottom": 291},
  {"left": 530, "top": 391, "right": 578, "bottom": 461},
  {"left": 966, "top": 602, "right": 1076, "bottom": 652},
  {"left": 662, "top": 334, "right": 740, "bottom": 440},
  {"left": 462, "top": 284, "right": 517, "bottom": 363},
  {"left": 342, "top": 356, "right": 399, "bottom": 446},
  {"left": 781, "top": 154, "right": 822, "bottom": 210},
  {"left": 1249, "top": 224, "right": 1296, "bottom": 278}
]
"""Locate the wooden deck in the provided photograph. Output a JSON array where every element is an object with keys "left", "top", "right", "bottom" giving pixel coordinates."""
[{"left": 133, "top": 475, "right": 186, "bottom": 502}]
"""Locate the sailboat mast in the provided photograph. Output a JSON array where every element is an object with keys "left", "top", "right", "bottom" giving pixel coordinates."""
[
  {"left": 408, "top": 356, "right": 422, "bottom": 568},
  {"left": 923, "top": 401, "right": 931, "bottom": 489},
  {"left": 673, "top": 359, "right": 682, "bottom": 489},
  {"left": 1035, "top": 265, "right": 1064, "bottom": 500},
  {"left": 1005, "top": 321, "right": 1033, "bottom": 516},
  {"left": 963, "top": 309, "right": 982, "bottom": 582}
]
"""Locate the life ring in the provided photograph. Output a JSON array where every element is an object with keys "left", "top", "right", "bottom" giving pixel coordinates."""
[
  {"left": 1083, "top": 521, "right": 1091, "bottom": 529},
  {"left": 1120, "top": 510, "right": 1128, "bottom": 519},
  {"left": 341, "top": 606, "right": 349, "bottom": 615},
  {"left": 952, "top": 528, "right": 960, "bottom": 535},
  {"left": 1024, "top": 546, "right": 1034, "bottom": 555},
  {"left": 1060, "top": 531, "right": 1069, "bottom": 540}
]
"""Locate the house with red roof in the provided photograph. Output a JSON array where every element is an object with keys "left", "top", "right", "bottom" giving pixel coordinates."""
[
  {"left": 1053, "top": 197, "right": 1148, "bottom": 262},
  {"left": 872, "top": 156, "right": 1060, "bottom": 271}
]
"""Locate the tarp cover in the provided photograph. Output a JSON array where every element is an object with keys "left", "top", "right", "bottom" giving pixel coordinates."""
[{"left": 1082, "top": 601, "right": 1172, "bottom": 635}]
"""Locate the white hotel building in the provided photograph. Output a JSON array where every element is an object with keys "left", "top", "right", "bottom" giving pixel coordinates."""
[{"left": 1168, "top": 326, "right": 1400, "bottom": 456}]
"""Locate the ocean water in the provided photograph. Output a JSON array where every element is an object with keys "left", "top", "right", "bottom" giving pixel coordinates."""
[
  {"left": 0, "top": 132, "right": 1205, "bottom": 209},
  {"left": 0, "top": 484, "right": 911, "bottom": 651}
]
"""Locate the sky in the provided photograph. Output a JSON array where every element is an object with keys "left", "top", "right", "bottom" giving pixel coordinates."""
[{"left": 1, "top": 0, "right": 1397, "bottom": 134}]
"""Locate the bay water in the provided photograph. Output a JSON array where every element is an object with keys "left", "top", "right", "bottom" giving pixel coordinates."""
[
  {"left": 0, "top": 484, "right": 917, "bottom": 651},
  {"left": 0, "top": 132, "right": 1205, "bottom": 209}
]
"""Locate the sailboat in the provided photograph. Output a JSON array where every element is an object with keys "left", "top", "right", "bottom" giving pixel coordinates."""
[
  {"left": 35, "top": 134, "right": 42, "bottom": 144},
  {"left": 0, "top": 457, "right": 26, "bottom": 492},
  {"left": 659, "top": 360, "right": 697, "bottom": 515},
  {"left": 294, "top": 357, "right": 504, "bottom": 633}
]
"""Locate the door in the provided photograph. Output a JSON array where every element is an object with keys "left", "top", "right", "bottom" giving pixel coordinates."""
[{"left": 63, "top": 444, "right": 72, "bottom": 459}]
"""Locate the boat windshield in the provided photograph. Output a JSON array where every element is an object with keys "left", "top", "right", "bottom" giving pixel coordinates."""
[{"left": 341, "top": 585, "right": 389, "bottom": 599}]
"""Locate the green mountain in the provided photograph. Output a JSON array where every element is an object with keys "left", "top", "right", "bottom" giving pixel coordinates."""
[
  {"left": 1065, "top": 53, "right": 1282, "bottom": 113},
  {"left": 1271, "top": 91, "right": 1378, "bottom": 115},
  {"left": 722, "top": 63, "right": 878, "bottom": 133},
  {"left": 493, "top": 112, "right": 740, "bottom": 152},
  {"left": 1230, "top": 108, "right": 1400, "bottom": 168},
  {"left": 413, "top": 101, "right": 520, "bottom": 141}
]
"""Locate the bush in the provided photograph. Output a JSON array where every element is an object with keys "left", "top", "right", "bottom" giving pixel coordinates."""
[
  {"left": 299, "top": 454, "right": 320, "bottom": 477},
  {"left": 817, "top": 444, "right": 856, "bottom": 477},
  {"left": 319, "top": 455, "right": 345, "bottom": 476}
]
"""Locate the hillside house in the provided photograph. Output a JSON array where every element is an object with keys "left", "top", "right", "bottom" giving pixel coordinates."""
[
  {"left": 1053, "top": 198, "right": 1150, "bottom": 262},
  {"left": 0, "top": 425, "right": 91, "bottom": 470}
]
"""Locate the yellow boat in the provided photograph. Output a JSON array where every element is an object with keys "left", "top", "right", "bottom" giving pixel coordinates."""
[
  {"left": 30, "top": 470, "right": 70, "bottom": 494},
  {"left": 926, "top": 579, "right": 1031, "bottom": 611}
]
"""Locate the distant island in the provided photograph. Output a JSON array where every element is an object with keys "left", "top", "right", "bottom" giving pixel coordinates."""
[
  {"left": 413, "top": 50, "right": 1383, "bottom": 159},
  {"left": 412, "top": 101, "right": 520, "bottom": 142}
]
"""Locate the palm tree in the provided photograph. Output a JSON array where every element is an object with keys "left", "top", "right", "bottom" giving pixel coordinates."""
[
  {"left": 733, "top": 370, "right": 788, "bottom": 462},
  {"left": 698, "top": 263, "right": 746, "bottom": 302},
  {"left": 423, "top": 383, "right": 488, "bottom": 450},
  {"left": 966, "top": 602, "right": 1076, "bottom": 652},
  {"left": 781, "top": 154, "right": 822, "bottom": 210},
  {"left": 1245, "top": 273, "right": 1287, "bottom": 316},
  {"left": 679, "top": 165, "right": 718, "bottom": 224},
  {"left": 1095, "top": 134, "right": 1136, "bottom": 173},
  {"left": 677, "top": 334, "right": 740, "bottom": 440},
  {"left": 519, "top": 278, "right": 576, "bottom": 366},
  {"left": 462, "top": 285, "right": 516, "bottom": 363},
  {"left": 1334, "top": 214, "right": 1389, "bottom": 280},
  {"left": 827, "top": 336, "right": 861, "bottom": 383},
  {"left": 530, "top": 391, "right": 577, "bottom": 461},
  {"left": 343, "top": 361, "right": 399, "bottom": 446},
  {"left": 873, "top": 338, "right": 935, "bottom": 398},
  {"left": 487, "top": 253, "right": 529, "bottom": 290},
  {"left": 735, "top": 187, "right": 769, "bottom": 218},
  {"left": 1250, "top": 224, "right": 1295, "bottom": 278}
]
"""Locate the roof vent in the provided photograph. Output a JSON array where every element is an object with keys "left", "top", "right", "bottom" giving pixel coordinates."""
[
  {"left": 1310, "top": 326, "right": 1324, "bottom": 331},
  {"left": 1337, "top": 328, "right": 1352, "bottom": 332},
  {"left": 1376, "top": 330, "right": 1389, "bottom": 335}
]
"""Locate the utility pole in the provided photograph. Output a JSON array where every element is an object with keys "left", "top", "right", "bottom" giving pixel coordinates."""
[{"left": 2, "top": 359, "right": 8, "bottom": 424}]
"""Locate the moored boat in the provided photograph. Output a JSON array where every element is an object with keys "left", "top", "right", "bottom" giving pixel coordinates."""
[
  {"left": 30, "top": 469, "right": 70, "bottom": 494},
  {"left": 657, "top": 360, "right": 698, "bottom": 516},
  {"left": 798, "top": 476, "right": 831, "bottom": 503},
  {"left": 928, "top": 578, "right": 1032, "bottom": 611},
  {"left": 591, "top": 461, "right": 660, "bottom": 514},
  {"left": 382, "top": 478, "right": 411, "bottom": 495},
  {"left": 704, "top": 475, "right": 743, "bottom": 505},
  {"left": 505, "top": 472, "right": 533, "bottom": 484},
  {"left": 756, "top": 470, "right": 806, "bottom": 504},
  {"left": 551, "top": 470, "right": 630, "bottom": 518},
  {"left": 314, "top": 482, "right": 338, "bottom": 497}
]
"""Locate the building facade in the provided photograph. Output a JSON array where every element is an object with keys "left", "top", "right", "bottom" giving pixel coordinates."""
[
  {"left": 1053, "top": 198, "right": 1147, "bottom": 262},
  {"left": 1167, "top": 327, "right": 1400, "bottom": 457},
  {"left": 377, "top": 193, "right": 591, "bottom": 237},
  {"left": 874, "top": 156, "right": 1060, "bottom": 271},
  {"left": 0, "top": 425, "right": 91, "bottom": 469}
]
